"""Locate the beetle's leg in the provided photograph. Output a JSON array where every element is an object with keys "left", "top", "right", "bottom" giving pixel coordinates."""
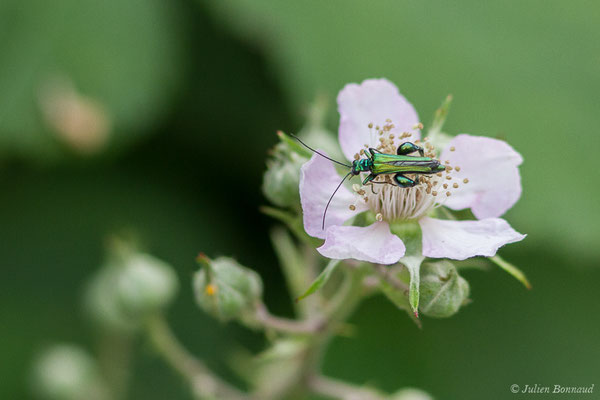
[
  {"left": 362, "top": 173, "right": 376, "bottom": 186},
  {"left": 393, "top": 173, "right": 418, "bottom": 188},
  {"left": 397, "top": 142, "right": 424, "bottom": 157},
  {"left": 367, "top": 147, "right": 381, "bottom": 159}
]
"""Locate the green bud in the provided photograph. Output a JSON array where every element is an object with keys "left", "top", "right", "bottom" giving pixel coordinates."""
[
  {"left": 262, "top": 139, "right": 307, "bottom": 208},
  {"left": 85, "top": 250, "right": 178, "bottom": 332},
  {"left": 419, "top": 260, "right": 470, "bottom": 318},
  {"left": 390, "top": 388, "right": 434, "bottom": 400},
  {"left": 31, "top": 345, "right": 108, "bottom": 400},
  {"left": 115, "top": 253, "right": 178, "bottom": 316},
  {"left": 193, "top": 255, "right": 263, "bottom": 324}
]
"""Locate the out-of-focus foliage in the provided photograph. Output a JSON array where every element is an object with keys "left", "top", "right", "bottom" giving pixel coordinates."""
[{"left": 0, "top": 0, "right": 183, "bottom": 159}]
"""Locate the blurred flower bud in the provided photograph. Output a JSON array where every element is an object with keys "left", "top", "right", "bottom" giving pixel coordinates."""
[
  {"left": 193, "top": 254, "right": 263, "bottom": 324},
  {"left": 419, "top": 260, "right": 470, "bottom": 318},
  {"left": 391, "top": 388, "right": 434, "bottom": 400},
  {"left": 263, "top": 136, "right": 308, "bottom": 208},
  {"left": 85, "top": 244, "right": 178, "bottom": 332},
  {"left": 31, "top": 345, "right": 108, "bottom": 400}
]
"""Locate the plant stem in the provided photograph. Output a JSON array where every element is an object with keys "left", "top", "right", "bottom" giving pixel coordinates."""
[
  {"left": 145, "top": 314, "right": 248, "bottom": 400},
  {"left": 255, "top": 303, "right": 325, "bottom": 334}
]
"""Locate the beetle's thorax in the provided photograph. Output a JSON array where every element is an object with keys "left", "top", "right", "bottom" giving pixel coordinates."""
[{"left": 351, "top": 159, "right": 372, "bottom": 175}]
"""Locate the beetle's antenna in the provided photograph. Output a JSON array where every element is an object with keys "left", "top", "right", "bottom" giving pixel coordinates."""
[
  {"left": 323, "top": 172, "right": 353, "bottom": 230},
  {"left": 290, "top": 133, "right": 352, "bottom": 168}
]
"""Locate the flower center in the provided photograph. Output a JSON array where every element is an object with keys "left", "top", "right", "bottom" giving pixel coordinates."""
[{"left": 348, "top": 120, "right": 468, "bottom": 222}]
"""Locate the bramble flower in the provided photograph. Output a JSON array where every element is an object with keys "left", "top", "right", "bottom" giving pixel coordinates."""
[{"left": 300, "top": 79, "right": 525, "bottom": 264}]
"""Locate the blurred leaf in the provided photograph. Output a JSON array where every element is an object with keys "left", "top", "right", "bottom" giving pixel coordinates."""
[{"left": 0, "top": 0, "right": 184, "bottom": 160}]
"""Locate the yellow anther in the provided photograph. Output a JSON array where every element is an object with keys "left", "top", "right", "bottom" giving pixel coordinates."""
[
  {"left": 443, "top": 183, "right": 448, "bottom": 189},
  {"left": 375, "top": 213, "right": 383, "bottom": 222},
  {"left": 446, "top": 175, "right": 452, "bottom": 180},
  {"left": 349, "top": 205, "right": 356, "bottom": 211},
  {"left": 205, "top": 284, "right": 217, "bottom": 296},
  {"left": 446, "top": 191, "right": 451, "bottom": 197},
  {"left": 463, "top": 178, "right": 469, "bottom": 184},
  {"left": 432, "top": 191, "right": 438, "bottom": 196},
  {"left": 450, "top": 146, "right": 456, "bottom": 151},
  {"left": 368, "top": 122, "right": 373, "bottom": 128},
  {"left": 455, "top": 166, "right": 461, "bottom": 172},
  {"left": 354, "top": 153, "right": 360, "bottom": 160}
]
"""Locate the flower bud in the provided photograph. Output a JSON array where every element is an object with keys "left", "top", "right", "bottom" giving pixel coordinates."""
[
  {"left": 263, "top": 139, "right": 307, "bottom": 208},
  {"left": 193, "top": 255, "right": 263, "bottom": 324},
  {"left": 419, "top": 260, "right": 470, "bottom": 318},
  {"left": 31, "top": 345, "right": 108, "bottom": 400},
  {"left": 115, "top": 253, "right": 178, "bottom": 316},
  {"left": 85, "top": 249, "right": 178, "bottom": 332}
]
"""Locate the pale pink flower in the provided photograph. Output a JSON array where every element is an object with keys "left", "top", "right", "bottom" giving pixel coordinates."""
[{"left": 300, "top": 79, "right": 525, "bottom": 264}]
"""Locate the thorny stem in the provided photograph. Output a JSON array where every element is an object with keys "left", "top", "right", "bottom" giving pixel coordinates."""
[{"left": 145, "top": 314, "right": 248, "bottom": 400}]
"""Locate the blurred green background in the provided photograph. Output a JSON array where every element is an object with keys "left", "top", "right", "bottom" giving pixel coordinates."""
[{"left": 1, "top": 0, "right": 599, "bottom": 399}]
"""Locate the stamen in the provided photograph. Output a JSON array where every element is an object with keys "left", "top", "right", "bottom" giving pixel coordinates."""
[
  {"left": 463, "top": 178, "right": 469, "bottom": 184},
  {"left": 453, "top": 183, "right": 459, "bottom": 188},
  {"left": 450, "top": 146, "right": 456, "bottom": 151},
  {"left": 375, "top": 213, "right": 383, "bottom": 222},
  {"left": 349, "top": 205, "right": 356, "bottom": 211}
]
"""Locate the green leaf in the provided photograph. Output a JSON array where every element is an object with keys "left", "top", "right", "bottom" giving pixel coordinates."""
[
  {"left": 296, "top": 259, "right": 340, "bottom": 302},
  {"left": 490, "top": 255, "right": 532, "bottom": 289}
]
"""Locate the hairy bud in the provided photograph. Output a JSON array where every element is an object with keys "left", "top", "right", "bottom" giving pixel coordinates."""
[
  {"left": 419, "top": 260, "right": 470, "bottom": 318},
  {"left": 193, "top": 254, "right": 263, "bottom": 325}
]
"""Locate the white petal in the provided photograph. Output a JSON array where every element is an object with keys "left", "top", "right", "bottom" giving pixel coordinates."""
[
  {"left": 337, "top": 79, "right": 420, "bottom": 161},
  {"left": 440, "top": 134, "right": 523, "bottom": 219},
  {"left": 318, "top": 222, "right": 406, "bottom": 264},
  {"left": 419, "top": 217, "right": 526, "bottom": 260},
  {"left": 300, "top": 153, "right": 367, "bottom": 239}
]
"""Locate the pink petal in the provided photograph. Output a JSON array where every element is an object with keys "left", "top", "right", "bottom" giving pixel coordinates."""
[
  {"left": 337, "top": 79, "right": 420, "bottom": 161},
  {"left": 300, "top": 153, "right": 367, "bottom": 239},
  {"left": 419, "top": 217, "right": 526, "bottom": 260},
  {"left": 440, "top": 134, "right": 523, "bottom": 219},
  {"left": 318, "top": 222, "right": 406, "bottom": 264}
]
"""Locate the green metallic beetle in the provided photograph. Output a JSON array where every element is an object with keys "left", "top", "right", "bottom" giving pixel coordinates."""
[{"left": 291, "top": 134, "right": 446, "bottom": 229}]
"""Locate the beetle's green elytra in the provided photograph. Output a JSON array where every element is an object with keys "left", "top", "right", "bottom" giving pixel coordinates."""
[{"left": 290, "top": 134, "right": 446, "bottom": 230}]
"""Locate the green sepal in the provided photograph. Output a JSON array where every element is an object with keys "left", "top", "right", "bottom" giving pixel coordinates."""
[
  {"left": 427, "top": 95, "right": 454, "bottom": 151},
  {"left": 429, "top": 94, "right": 453, "bottom": 134},
  {"left": 390, "top": 221, "right": 424, "bottom": 317},
  {"left": 295, "top": 259, "right": 341, "bottom": 302},
  {"left": 277, "top": 131, "right": 313, "bottom": 158},
  {"left": 490, "top": 255, "right": 532, "bottom": 289},
  {"left": 378, "top": 266, "right": 422, "bottom": 328}
]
